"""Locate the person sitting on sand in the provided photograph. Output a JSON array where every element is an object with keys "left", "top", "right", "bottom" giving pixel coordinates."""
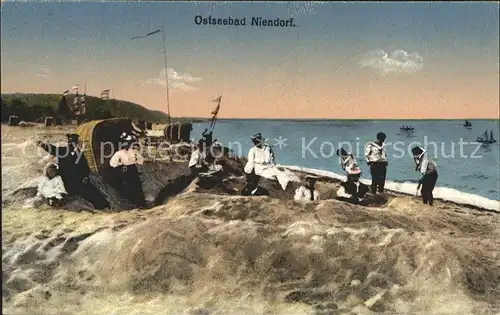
[
  {"left": 336, "top": 166, "right": 370, "bottom": 205},
  {"left": 244, "top": 133, "right": 299, "bottom": 191},
  {"left": 336, "top": 148, "right": 359, "bottom": 175},
  {"left": 37, "top": 162, "right": 67, "bottom": 207},
  {"left": 109, "top": 132, "right": 146, "bottom": 208},
  {"left": 241, "top": 171, "right": 269, "bottom": 197},
  {"left": 37, "top": 133, "right": 110, "bottom": 210},
  {"left": 294, "top": 175, "right": 320, "bottom": 202},
  {"left": 189, "top": 139, "right": 219, "bottom": 176},
  {"left": 412, "top": 146, "right": 438, "bottom": 206}
]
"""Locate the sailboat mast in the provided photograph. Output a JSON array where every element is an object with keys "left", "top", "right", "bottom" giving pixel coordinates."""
[{"left": 161, "top": 23, "right": 171, "bottom": 125}]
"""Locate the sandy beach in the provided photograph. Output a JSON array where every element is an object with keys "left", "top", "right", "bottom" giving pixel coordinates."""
[{"left": 2, "top": 124, "right": 500, "bottom": 315}]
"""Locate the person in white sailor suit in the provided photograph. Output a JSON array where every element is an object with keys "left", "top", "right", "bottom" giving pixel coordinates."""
[
  {"left": 109, "top": 132, "right": 146, "bottom": 208},
  {"left": 294, "top": 175, "right": 320, "bottom": 202},
  {"left": 244, "top": 133, "right": 299, "bottom": 191},
  {"left": 412, "top": 146, "right": 438, "bottom": 206},
  {"left": 336, "top": 166, "right": 370, "bottom": 205},
  {"left": 365, "top": 132, "right": 388, "bottom": 194}
]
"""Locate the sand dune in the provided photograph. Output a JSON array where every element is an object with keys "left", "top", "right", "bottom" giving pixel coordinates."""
[{"left": 2, "top": 124, "right": 500, "bottom": 315}]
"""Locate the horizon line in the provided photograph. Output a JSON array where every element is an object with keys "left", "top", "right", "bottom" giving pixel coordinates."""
[{"left": 2, "top": 92, "right": 499, "bottom": 121}]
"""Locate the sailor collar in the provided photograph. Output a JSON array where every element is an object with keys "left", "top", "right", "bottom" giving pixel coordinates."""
[
  {"left": 416, "top": 149, "right": 427, "bottom": 160},
  {"left": 370, "top": 142, "right": 385, "bottom": 150}
]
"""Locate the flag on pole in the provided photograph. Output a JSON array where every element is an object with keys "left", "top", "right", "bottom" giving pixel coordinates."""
[
  {"left": 101, "top": 89, "right": 110, "bottom": 100},
  {"left": 129, "top": 29, "right": 161, "bottom": 40},
  {"left": 73, "top": 92, "right": 80, "bottom": 114},
  {"left": 210, "top": 95, "right": 222, "bottom": 127}
]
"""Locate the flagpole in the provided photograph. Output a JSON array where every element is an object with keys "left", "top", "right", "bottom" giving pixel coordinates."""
[
  {"left": 161, "top": 23, "right": 172, "bottom": 125},
  {"left": 210, "top": 93, "right": 222, "bottom": 131}
]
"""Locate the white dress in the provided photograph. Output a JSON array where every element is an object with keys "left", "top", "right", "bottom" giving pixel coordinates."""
[
  {"left": 109, "top": 149, "right": 144, "bottom": 167},
  {"left": 37, "top": 175, "right": 67, "bottom": 199}
]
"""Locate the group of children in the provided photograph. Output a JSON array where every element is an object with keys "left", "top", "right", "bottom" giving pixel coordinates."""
[
  {"left": 37, "top": 131, "right": 147, "bottom": 209},
  {"left": 230, "top": 131, "right": 439, "bottom": 206},
  {"left": 36, "top": 128, "right": 439, "bottom": 209},
  {"left": 334, "top": 132, "right": 439, "bottom": 206}
]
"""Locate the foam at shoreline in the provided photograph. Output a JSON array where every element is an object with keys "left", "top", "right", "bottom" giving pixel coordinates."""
[{"left": 279, "top": 164, "right": 500, "bottom": 212}]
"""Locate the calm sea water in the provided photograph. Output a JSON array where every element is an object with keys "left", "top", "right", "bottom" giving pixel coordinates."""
[{"left": 190, "top": 119, "right": 500, "bottom": 201}]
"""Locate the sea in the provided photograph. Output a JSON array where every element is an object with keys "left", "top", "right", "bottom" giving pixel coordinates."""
[{"left": 190, "top": 119, "right": 500, "bottom": 207}]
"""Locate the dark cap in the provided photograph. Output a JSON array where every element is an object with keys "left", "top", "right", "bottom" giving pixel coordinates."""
[
  {"left": 377, "top": 132, "right": 386, "bottom": 140},
  {"left": 411, "top": 146, "right": 424, "bottom": 156},
  {"left": 336, "top": 148, "right": 348, "bottom": 156},
  {"left": 251, "top": 133, "right": 262, "bottom": 140},
  {"left": 66, "top": 133, "right": 79, "bottom": 140}
]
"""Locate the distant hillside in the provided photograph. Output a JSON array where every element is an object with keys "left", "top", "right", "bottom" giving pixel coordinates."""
[{"left": 1, "top": 93, "right": 173, "bottom": 123}]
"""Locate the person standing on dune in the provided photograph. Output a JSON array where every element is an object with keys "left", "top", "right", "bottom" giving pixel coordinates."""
[
  {"left": 109, "top": 132, "right": 146, "bottom": 208},
  {"left": 365, "top": 132, "right": 388, "bottom": 194},
  {"left": 37, "top": 134, "right": 110, "bottom": 209},
  {"left": 412, "top": 146, "right": 438, "bottom": 206}
]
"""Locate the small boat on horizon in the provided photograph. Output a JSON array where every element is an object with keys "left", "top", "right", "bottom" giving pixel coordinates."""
[
  {"left": 464, "top": 120, "right": 472, "bottom": 128},
  {"left": 400, "top": 125, "right": 415, "bottom": 132},
  {"left": 476, "top": 130, "right": 496, "bottom": 144}
]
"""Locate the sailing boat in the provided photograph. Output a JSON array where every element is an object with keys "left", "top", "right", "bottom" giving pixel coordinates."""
[
  {"left": 476, "top": 129, "right": 497, "bottom": 144},
  {"left": 400, "top": 125, "right": 415, "bottom": 132},
  {"left": 464, "top": 120, "right": 472, "bottom": 128}
]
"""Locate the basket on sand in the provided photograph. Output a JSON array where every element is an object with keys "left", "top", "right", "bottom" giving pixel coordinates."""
[
  {"left": 164, "top": 122, "right": 193, "bottom": 144},
  {"left": 8, "top": 115, "right": 19, "bottom": 126},
  {"left": 76, "top": 118, "right": 135, "bottom": 183},
  {"left": 44, "top": 117, "right": 54, "bottom": 127}
]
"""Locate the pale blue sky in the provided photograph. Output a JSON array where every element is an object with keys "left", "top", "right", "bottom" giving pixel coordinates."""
[{"left": 1, "top": 1, "right": 498, "bottom": 118}]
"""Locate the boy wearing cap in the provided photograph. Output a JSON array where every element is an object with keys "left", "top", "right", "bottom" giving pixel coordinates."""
[
  {"left": 294, "top": 175, "right": 320, "bottom": 202},
  {"left": 412, "top": 146, "right": 438, "bottom": 206},
  {"left": 37, "top": 134, "right": 110, "bottom": 210},
  {"left": 365, "top": 132, "right": 388, "bottom": 194}
]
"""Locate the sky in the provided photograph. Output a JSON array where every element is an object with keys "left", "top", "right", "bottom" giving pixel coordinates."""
[{"left": 1, "top": 1, "right": 499, "bottom": 119}]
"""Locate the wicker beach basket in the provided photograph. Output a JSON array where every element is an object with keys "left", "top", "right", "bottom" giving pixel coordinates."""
[
  {"left": 164, "top": 123, "right": 193, "bottom": 144},
  {"left": 44, "top": 117, "right": 54, "bottom": 127},
  {"left": 76, "top": 118, "right": 134, "bottom": 182},
  {"left": 8, "top": 115, "right": 19, "bottom": 126}
]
